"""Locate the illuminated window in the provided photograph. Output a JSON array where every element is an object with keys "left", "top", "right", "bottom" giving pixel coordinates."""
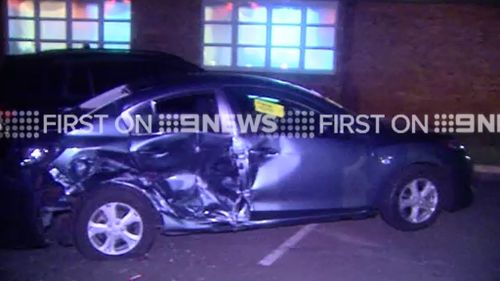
[
  {"left": 202, "top": 0, "right": 337, "bottom": 73},
  {"left": 7, "top": 0, "right": 132, "bottom": 54}
]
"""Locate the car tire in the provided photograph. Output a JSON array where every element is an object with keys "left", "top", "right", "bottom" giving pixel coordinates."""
[
  {"left": 73, "top": 187, "right": 158, "bottom": 260},
  {"left": 379, "top": 165, "right": 443, "bottom": 231}
]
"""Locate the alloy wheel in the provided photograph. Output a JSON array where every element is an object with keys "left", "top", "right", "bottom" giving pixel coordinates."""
[
  {"left": 398, "top": 178, "right": 439, "bottom": 224},
  {"left": 87, "top": 202, "right": 143, "bottom": 256}
]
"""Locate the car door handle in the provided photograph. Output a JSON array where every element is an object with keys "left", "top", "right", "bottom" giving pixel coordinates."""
[
  {"left": 137, "top": 150, "right": 170, "bottom": 158},
  {"left": 249, "top": 148, "right": 279, "bottom": 157}
]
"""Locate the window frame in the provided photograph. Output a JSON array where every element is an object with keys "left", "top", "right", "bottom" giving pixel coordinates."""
[
  {"left": 224, "top": 85, "right": 322, "bottom": 116},
  {"left": 223, "top": 85, "right": 327, "bottom": 137},
  {"left": 124, "top": 88, "right": 225, "bottom": 136},
  {"left": 5, "top": 0, "right": 132, "bottom": 54},
  {"left": 201, "top": 0, "right": 340, "bottom": 74}
]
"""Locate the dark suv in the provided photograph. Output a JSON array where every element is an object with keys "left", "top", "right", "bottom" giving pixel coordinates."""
[
  {"left": 0, "top": 49, "right": 202, "bottom": 248},
  {"left": 0, "top": 49, "right": 202, "bottom": 111}
]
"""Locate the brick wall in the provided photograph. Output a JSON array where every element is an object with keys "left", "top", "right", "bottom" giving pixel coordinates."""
[
  {"left": 345, "top": 2, "right": 500, "bottom": 116},
  {"left": 113, "top": 1, "right": 500, "bottom": 116},
  {"left": 132, "top": 0, "right": 203, "bottom": 66},
  {"left": 132, "top": 0, "right": 344, "bottom": 102}
]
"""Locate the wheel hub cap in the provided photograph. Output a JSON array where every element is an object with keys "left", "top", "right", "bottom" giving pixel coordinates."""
[
  {"left": 87, "top": 202, "right": 143, "bottom": 256},
  {"left": 398, "top": 178, "right": 439, "bottom": 224}
]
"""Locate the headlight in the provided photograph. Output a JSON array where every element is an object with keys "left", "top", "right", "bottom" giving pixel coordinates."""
[
  {"left": 71, "top": 158, "right": 91, "bottom": 178},
  {"left": 21, "top": 148, "right": 49, "bottom": 166}
]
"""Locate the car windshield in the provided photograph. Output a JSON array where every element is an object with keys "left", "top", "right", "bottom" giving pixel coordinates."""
[{"left": 79, "top": 85, "right": 130, "bottom": 112}]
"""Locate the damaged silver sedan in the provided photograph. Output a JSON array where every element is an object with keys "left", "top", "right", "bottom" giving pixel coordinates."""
[{"left": 22, "top": 73, "right": 473, "bottom": 259}]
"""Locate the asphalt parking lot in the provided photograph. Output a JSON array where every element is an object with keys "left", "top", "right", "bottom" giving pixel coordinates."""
[{"left": 0, "top": 178, "right": 499, "bottom": 281}]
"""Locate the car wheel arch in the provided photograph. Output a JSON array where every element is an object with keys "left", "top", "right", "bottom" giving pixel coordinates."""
[
  {"left": 374, "top": 161, "right": 453, "bottom": 210},
  {"left": 76, "top": 181, "right": 164, "bottom": 226}
]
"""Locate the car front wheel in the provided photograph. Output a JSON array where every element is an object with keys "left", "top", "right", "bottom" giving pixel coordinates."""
[
  {"left": 73, "top": 187, "right": 158, "bottom": 259},
  {"left": 380, "top": 165, "right": 442, "bottom": 231}
]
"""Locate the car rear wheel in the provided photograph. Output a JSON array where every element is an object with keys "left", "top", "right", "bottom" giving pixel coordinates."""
[
  {"left": 73, "top": 187, "right": 158, "bottom": 259},
  {"left": 380, "top": 165, "right": 442, "bottom": 231}
]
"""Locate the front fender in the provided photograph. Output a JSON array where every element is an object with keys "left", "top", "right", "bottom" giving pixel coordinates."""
[{"left": 369, "top": 143, "right": 447, "bottom": 207}]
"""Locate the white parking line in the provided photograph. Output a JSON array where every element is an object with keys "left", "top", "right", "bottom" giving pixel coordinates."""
[
  {"left": 475, "top": 165, "right": 500, "bottom": 175},
  {"left": 258, "top": 224, "right": 318, "bottom": 267}
]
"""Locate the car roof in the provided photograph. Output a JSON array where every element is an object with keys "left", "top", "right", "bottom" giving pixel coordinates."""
[
  {"left": 122, "top": 72, "right": 324, "bottom": 105},
  {"left": 3, "top": 48, "right": 203, "bottom": 72}
]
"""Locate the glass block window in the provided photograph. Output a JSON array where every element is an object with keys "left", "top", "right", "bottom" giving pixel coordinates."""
[
  {"left": 202, "top": 1, "right": 338, "bottom": 73},
  {"left": 7, "top": 0, "right": 132, "bottom": 54}
]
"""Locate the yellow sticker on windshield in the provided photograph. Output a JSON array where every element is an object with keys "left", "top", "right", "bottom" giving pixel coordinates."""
[{"left": 254, "top": 99, "right": 285, "bottom": 118}]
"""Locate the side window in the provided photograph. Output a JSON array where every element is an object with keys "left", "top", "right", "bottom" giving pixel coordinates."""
[
  {"left": 224, "top": 86, "right": 319, "bottom": 137},
  {"left": 154, "top": 92, "right": 218, "bottom": 116},
  {"left": 129, "top": 91, "right": 219, "bottom": 135}
]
